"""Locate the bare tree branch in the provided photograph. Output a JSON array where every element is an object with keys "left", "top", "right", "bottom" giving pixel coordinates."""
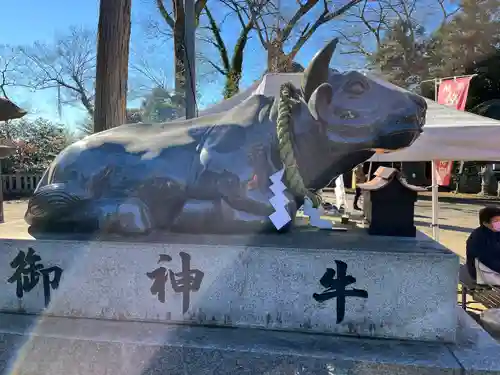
[
  {"left": 338, "top": 0, "right": 458, "bottom": 67},
  {"left": 156, "top": 0, "right": 175, "bottom": 28},
  {"left": 16, "top": 27, "right": 96, "bottom": 115},
  {"left": 244, "top": 0, "right": 273, "bottom": 46},
  {"left": 200, "top": 1, "right": 255, "bottom": 98},
  {"left": 289, "top": 0, "right": 364, "bottom": 61},
  {"left": 203, "top": 59, "right": 227, "bottom": 76},
  {"left": 0, "top": 46, "right": 20, "bottom": 99},
  {"left": 436, "top": 0, "right": 460, "bottom": 26},
  {"left": 205, "top": 6, "right": 231, "bottom": 74},
  {"left": 242, "top": 0, "right": 364, "bottom": 72},
  {"left": 153, "top": 0, "right": 208, "bottom": 99},
  {"left": 281, "top": 0, "right": 321, "bottom": 43},
  {"left": 129, "top": 47, "right": 171, "bottom": 95}
]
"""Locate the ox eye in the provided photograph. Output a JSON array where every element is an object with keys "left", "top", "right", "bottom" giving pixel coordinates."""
[{"left": 345, "top": 81, "right": 366, "bottom": 95}]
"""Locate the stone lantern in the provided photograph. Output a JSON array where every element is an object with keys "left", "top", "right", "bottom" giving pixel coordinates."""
[{"left": 0, "top": 97, "right": 27, "bottom": 222}]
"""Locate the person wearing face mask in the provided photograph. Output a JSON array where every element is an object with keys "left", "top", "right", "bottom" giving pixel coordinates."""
[{"left": 466, "top": 206, "right": 500, "bottom": 285}]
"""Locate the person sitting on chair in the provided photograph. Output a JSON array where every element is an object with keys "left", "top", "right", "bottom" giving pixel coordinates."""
[
  {"left": 353, "top": 164, "right": 366, "bottom": 211},
  {"left": 466, "top": 206, "right": 500, "bottom": 284}
]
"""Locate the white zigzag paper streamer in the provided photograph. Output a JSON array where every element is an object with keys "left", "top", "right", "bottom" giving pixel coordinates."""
[
  {"left": 268, "top": 168, "right": 333, "bottom": 230},
  {"left": 268, "top": 168, "right": 291, "bottom": 230}
]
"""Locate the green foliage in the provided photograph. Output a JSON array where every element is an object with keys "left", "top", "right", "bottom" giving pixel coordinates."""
[
  {"left": 430, "top": 0, "right": 500, "bottom": 75},
  {"left": 370, "top": 19, "right": 432, "bottom": 89},
  {"left": 76, "top": 87, "right": 182, "bottom": 138},
  {"left": 429, "top": 0, "right": 500, "bottom": 107},
  {"left": 471, "top": 99, "right": 500, "bottom": 119},
  {"left": 126, "top": 108, "right": 142, "bottom": 123},
  {"left": 0, "top": 118, "right": 72, "bottom": 173},
  {"left": 77, "top": 118, "right": 94, "bottom": 137},
  {"left": 78, "top": 108, "right": 143, "bottom": 136},
  {"left": 371, "top": 0, "right": 500, "bottom": 102},
  {"left": 141, "top": 87, "right": 182, "bottom": 122},
  {"left": 223, "top": 71, "right": 242, "bottom": 99}
]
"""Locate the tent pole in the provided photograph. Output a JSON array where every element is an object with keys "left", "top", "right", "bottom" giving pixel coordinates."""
[
  {"left": 430, "top": 79, "right": 441, "bottom": 242},
  {"left": 431, "top": 160, "right": 440, "bottom": 241}
]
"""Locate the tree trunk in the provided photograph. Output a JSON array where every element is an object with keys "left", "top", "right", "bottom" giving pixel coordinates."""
[
  {"left": 267, "top": 45, "right": 294, "bottom": 73},
  {"left": 173, "top": 5, "right": 186, "bottom": 108},
  {"left": 223, "top": 70, "right": 242, "bottom": 99},
  {"left": 266, "top": 24, "right": 308, "bottom": 73},
  {"left": 93, "top": 0, "right": 132, "bottom": 133}
]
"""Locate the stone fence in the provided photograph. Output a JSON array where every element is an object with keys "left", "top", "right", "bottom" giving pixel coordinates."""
[{"left": 1, "top": 173, "right": 43, "bottom": 196}]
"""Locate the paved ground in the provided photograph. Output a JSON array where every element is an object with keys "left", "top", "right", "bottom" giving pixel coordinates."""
[
  {"left": 413, "top": 199, "right": 480, "bottom": 260},
  {"left": 0, "top": 200, "right": 29, "bottom": 238}
]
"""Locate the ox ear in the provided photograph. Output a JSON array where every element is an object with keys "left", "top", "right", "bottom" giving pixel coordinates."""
[
  {"left": 301, "top": 38, "right": 338, "bottom": 102},
  {"left": 308, "top": 83, "right": 334, "bottom": 122}
]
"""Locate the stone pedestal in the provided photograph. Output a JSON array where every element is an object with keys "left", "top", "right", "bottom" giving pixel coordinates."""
[
  {"left": 0, "top": 230, "right": 458, "bottom": 342},
  {"left": 0, "top": 228, "right": 499, "bottom": 374}
]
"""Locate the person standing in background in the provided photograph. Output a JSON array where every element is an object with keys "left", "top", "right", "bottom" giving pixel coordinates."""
[{"left": 353, "top": 163, "right": 366, "bottom": 211}]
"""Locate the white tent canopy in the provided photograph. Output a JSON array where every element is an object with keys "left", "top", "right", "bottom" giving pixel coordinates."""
[{"left": 201, "top": 73, "right": 500, "bottom": 162}]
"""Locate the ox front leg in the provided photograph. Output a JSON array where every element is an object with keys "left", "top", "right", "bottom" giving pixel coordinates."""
[
  {"left": 219, "top": 201, "right": 284, "bottom": 233},
  {"left": 168, "top": 197, "right": 296, "bottom": 233},
  {"left": 96, "top": 197, "right": 153, "bottom": 235}
]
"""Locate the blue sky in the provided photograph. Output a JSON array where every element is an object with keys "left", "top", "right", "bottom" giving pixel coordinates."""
[
  {"left": 0, "top": 0, "right": 454, "bottom": 128},
  {"left": 0, "top": 0, "right": 99, "bottom": 126},
  {"left": 0, "top": 0, "right": 99, "bottom": 45},
  {"left": 0, "top": 0, "right": 356, "bottom": 129}
]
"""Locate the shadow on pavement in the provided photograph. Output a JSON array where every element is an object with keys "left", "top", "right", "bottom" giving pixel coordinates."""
[{"left": 414, "top": 221, "right": 473, "bottom": 234}]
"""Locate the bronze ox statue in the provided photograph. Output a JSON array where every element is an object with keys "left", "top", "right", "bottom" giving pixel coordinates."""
[{"left": 25, "top": 39, "right": 427, "bottom": 235}]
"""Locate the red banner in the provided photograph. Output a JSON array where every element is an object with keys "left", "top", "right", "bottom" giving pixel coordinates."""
[
  {"left": 435, "top": 160, "right": 454, "bottom": 186},
  {"left": 437, "top": 77, "right": 472, "bottom": 110},
  {"left": 434, "top": 77, "right": 473, "bottom": 186}
]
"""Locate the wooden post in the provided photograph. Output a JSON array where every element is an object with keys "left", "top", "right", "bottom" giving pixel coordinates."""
[
  {"left": 184, "top": 0, "right": 196, "bottom": 119},
  {"left": 93, "top": 0, "right": 132, "bottom": 133}
]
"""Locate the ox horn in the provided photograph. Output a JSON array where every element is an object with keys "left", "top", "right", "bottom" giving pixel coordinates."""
[{"left": 301, "top": 38, "right": 338, "bottom": 102}]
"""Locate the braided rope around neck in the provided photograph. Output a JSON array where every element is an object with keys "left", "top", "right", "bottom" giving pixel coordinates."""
[{"left": 276, "top": 82, "right": 321, "bottom": 208}]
